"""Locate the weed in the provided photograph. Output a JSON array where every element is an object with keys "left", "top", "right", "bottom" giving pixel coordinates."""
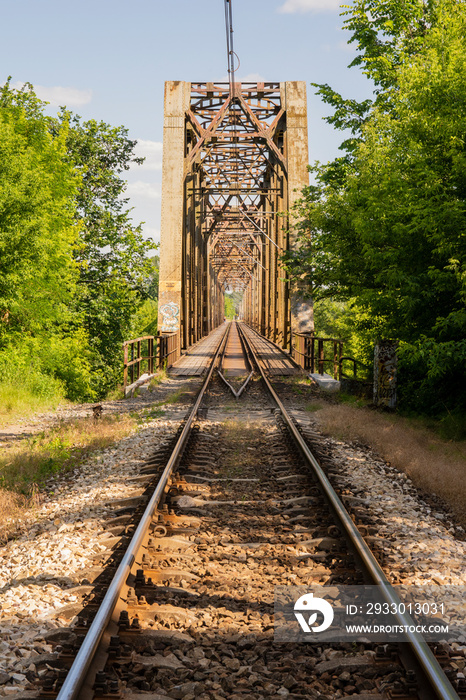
[
  {"left": 106, "top": 385, "right": 125, "bottom": 401},
  {"left": 149, "top": 368, "right": 168, "bottom": 388},
  {"left": 132, "top": 406, "right": 166, "bottom": 424},
  {"left": 438, "top": 411, "right": 466, "bottom": 441},
  {"left": 0, "top": 413, "right": 137, "bottom": 503},
  {"left": 314, "top": 403, "right": 466, "bottom": 524},
  {"left": 0, "top": 380, "right": 65, "bottom": 427},
  {"left": 156, "top": 389, "right": 192, "bottom": 406},
  {"left": 305, "top": 402, "right": 323, "bottom": 412},
  {"left": 145, "top": 407, "right": 166, "bottom": 420},
  {"left": 338, "top": 392, "right": 368, "bottom": 408}
]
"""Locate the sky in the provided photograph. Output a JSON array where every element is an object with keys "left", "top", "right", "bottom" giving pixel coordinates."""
[{"left": 0, "top": 0, "right": 373, "bottom": 248}]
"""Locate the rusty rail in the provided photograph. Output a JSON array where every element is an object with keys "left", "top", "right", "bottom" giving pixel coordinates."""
[
  {"left": 57, "top": 324, "right": 230, "bottom": 700},
  {"left": 291, "top": 332, "right": 343, "bottom": 379},
  {"left": 123, "top": 333, "right": 179, "bottom": 390}
]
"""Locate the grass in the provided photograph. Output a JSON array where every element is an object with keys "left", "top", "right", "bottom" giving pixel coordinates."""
[
  {"left": 131, "top": 406, "right": 166, "bottom": 424},
  {"left": 0, "top": 381, "right": 66, "bottom": 428},
  {"left": 106, "top": 385, "right": 125, "bottom": 401},
  {"left": 149, "top": 368, "right": 168, "bottom": 387},
  {"left": 408, "top": 410, "right": 466, "bottom": 442},
  {"left": 218, "top": 420, "right": 263, "bottom": 478},
  {"left": 158, "top": 388, "right": 188, "bottom": 404},
  {"left": 0, "top": 414, "right": 137, "bottom": 492},
  {"left": 304, "top": 402, "right": 323, "bottom": 413},
  {"left": 338, "top": 392, "right": 368, "bottom": 408},
  {"left": 0, "top": 368, "right": 183, "bottom": 541},
  {"left": 284, "top": 375, "right": 313, "bottom": 394},
  {"left": 313, "top": 403, "right": 466, "bottom": 525},
  {"left": 0, "top": 489, "right": 33, "bottom": 543}
]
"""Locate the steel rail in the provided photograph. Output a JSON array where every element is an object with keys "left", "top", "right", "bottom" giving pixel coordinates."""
[
  {"left": 216, "top": 320, "right": 254, "bottom": 398},
  {"left": 56, "top": 324, "right": 230, "bottom": 700},
  {"left": 237, "top": 322, "right": 459, "bottom": 700}
]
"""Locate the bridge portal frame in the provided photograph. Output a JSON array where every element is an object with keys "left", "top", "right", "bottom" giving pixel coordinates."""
[{"left": 158, "top": 80, "right": 310, "bottom": 353}]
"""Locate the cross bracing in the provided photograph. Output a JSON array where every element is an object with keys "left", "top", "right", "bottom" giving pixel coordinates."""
[{"left": 158, "top": 80, "right": 309, "bottom": 350}]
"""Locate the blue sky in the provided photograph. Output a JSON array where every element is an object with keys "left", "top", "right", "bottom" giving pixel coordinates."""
[{"left": 1, "top": 0, "right": 373, "bottom": 247}]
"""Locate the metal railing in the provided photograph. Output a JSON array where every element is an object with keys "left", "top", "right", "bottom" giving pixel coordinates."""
[
  {"left": 291, "top": 332, "right": 343, "bottom": 379},
  {"left": 123, "top": 332, "right": 179, "bottom": 390},
  {"left": 157, "top": 332, "right": 180, "bottom": 369},
  {"left": 340, "top": 355, "right": 372, "bottom": 381}
]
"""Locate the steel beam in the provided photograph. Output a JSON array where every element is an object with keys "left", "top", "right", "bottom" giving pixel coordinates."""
[{"left": 159, "top": 81, "right": 310, "bottom": 350}]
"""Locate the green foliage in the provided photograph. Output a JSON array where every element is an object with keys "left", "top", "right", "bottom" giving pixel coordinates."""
[
  {"left": 224, "top": 295, "right": 235, "bottom": 319},
  {"left": 53, "top": 112, "right": 155, "bottom": 397},
  {"left": 285, "top": 0, "right": 466, "bottom": 415},
  {"left": 0, "top": 80, "right": 94, "bottom": 405},
  {"left": 0, "top": 79, "right": 156, "bottom": 406},
  {"left": 0, "top": 83, "right": 79, "bottom": 345},
  {"left": 128, "top": 256, "right": 160, "bottom": 338},
  {"left": 0, "top": 344, "right": 65, "bottom": 422},
  {"left": 224, "top": 291, "right": 243, "bottom": 319},
  {"left": 313, "top": 0, "right": 438, "bottom": 153},
  {"left": 313, "top": 298, "right": 373, "bottom": 366}
]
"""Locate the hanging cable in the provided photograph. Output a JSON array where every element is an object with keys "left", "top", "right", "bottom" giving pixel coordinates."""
[
  {"left": 224, "top": 0, "right": 259, "bottom": 292},
  {"left": 224, "top": 0, "right": 236, "bottom": 98}
]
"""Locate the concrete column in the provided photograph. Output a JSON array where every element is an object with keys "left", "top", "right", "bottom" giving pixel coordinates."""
[
  {"left": 158, "top": 81, "right": 190, "bottom": 344},
  {"left": 373, "top": 341, "right": 398, "bottom": 408},
  {"left": 282, "top": 81, "right": 313, "bottom": 335}
]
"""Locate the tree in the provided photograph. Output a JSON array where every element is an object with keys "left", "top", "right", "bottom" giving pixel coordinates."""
[
  {"left": 51, "top": 112, "right": 156, "bottom": 396},
  {"left": 0, "top": 81, "right": 94, "bottom": 400},
  {"left": 129, "top": 256, "right": 160, "bottom": 338},
  {"left": 285, "top": 0, "right": 466, "bottom": 414},
  {"left": 0, "top": 84, "right": 77, "bottom": 342},
  {"left": 0, "top": 80, "right": 155, "bottom": 399}
]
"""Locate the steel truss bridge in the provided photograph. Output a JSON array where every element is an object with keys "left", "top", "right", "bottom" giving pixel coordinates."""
[{"left": 158, "top": 80, "right": 312, "bottom": 352}]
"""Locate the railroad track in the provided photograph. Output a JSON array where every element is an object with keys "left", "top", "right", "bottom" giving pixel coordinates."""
[{"left": 36, "top": 322, "right": 460, "bottom": 700}]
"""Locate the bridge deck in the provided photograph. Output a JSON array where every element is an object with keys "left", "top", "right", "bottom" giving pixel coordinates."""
[
  {"left": 168, "top": 324, "right": 227, "bottom": 376},
  {"left": 222, "top": 322, "right": 248, "bottom": 377},
  {"left": 240, "top": 323, "right": 298, "bottom": 376},
  {"left": 169, "top": 322, "right": 298, "bottom": 377}
]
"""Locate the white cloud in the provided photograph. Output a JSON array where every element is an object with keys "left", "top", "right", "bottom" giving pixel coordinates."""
[
  {"left": 238, "top": 72, "right": 268, "bottom": 82},
  {"left": 133, "top": 140, "right": 163, "bottom": 170},
  {"left": 36, "top": 85, "right": 92, "bottom": 106},
  {"left": 277, "top": 0, "right": 342, "bottom": 13},
  {"left": 8, "top": 81, "right": 92, "bottom": 107},
  {"left": 126, "top": 181, "right": 161, "bottom": 200}
]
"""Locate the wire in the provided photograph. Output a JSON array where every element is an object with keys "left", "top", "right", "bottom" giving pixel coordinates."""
[
  {"left": 224, "top": 1, "right": 260, "bottom": 290},
  {"left": 224, "top": 0, "right": 235, "bottom": 97}
]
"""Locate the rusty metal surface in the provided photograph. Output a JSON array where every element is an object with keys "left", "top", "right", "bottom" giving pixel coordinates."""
[
  {"left": 187, "top": 82, "right": 286, "bottom": 293},
  {"left": 158, "top": 79, "right": 309, "bottom": 355},
  {"left": 55, "top": 325, "right": 231, "bottom": 700},
  {"left": 221, "top": 320, "right": 248, "bottom": 377}
]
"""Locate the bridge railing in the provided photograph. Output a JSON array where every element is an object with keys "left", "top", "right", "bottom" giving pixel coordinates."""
[
  {"left": 291, "top": 332, "right": 343, "bottom": 380},
  {"left": 123, "top": 332, "right": 179, "bottom": 391}
]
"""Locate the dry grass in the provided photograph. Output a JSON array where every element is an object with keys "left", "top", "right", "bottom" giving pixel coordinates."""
[
  {"left": 0, "top": 413, "right": 139, "bottom": 541},
  {"left": 219, "top": 420, "right": 264, "bottom": 478},
  {"left": 314, "top": 403, "right": 466, "bottom": 524},
  {"left": 0, "top": 489, "right": 31, "bottom": 542},
  {"left": 149, "top": 368, "right": 168, "bottom": 387}
]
